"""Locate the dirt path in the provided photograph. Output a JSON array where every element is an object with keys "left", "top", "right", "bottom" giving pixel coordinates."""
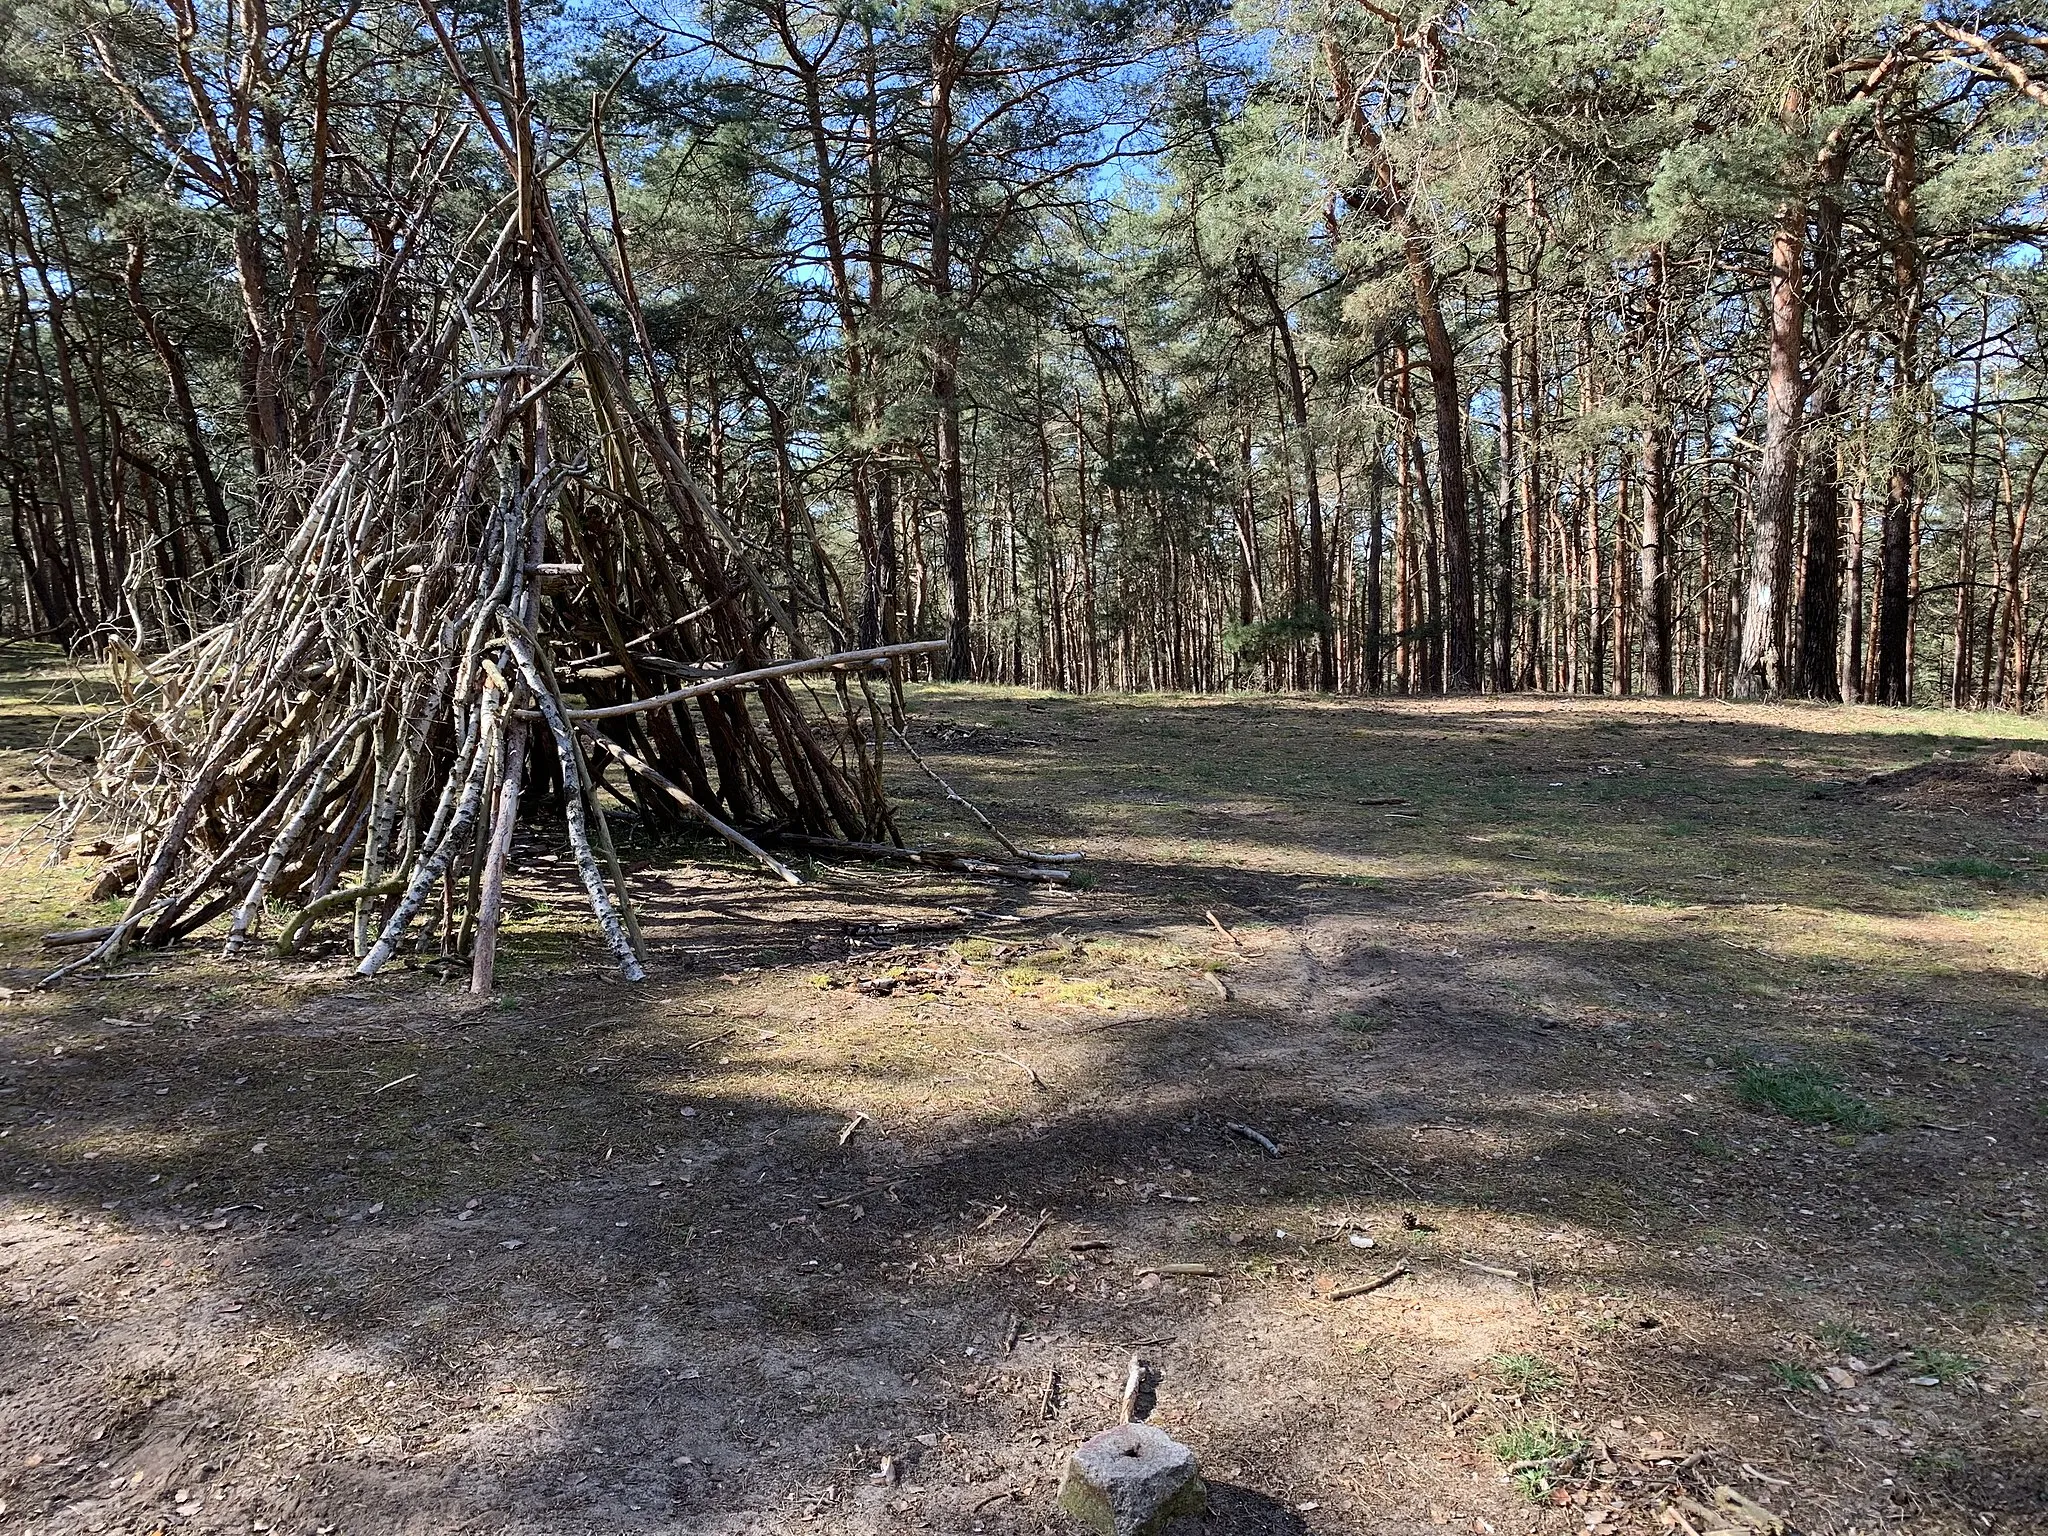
[{"left": 2, "top": 686, "right": 2045, "bottom": 1535}]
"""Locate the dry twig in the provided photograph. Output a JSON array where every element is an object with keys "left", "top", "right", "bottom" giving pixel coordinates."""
[
  {"left": 1327, "top": 1264, "right": 1410, "bottom": 1300},
  {"left": 994, "top": 1208, "right": 1052, "bottom": 1269}
]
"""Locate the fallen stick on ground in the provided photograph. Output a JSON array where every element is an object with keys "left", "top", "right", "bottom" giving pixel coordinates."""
[
  {"left": 1458, "top": 1258, "right": 1520, "bottom": 1280},
  {"left": 887, "top": 725, "right": 1077, "bottom": 867},
  {"left": 815, "top": 1176, "right": 915, "bottom": 1209},
  {"left": 1118, "top": 1355, "right": 1155, "bottom": 1424},
  {"left": 1225, "top": 1120, "right": 1282, "bottom": 1156},
  {"left": 771, "top": 832, "right": 1071, "bottom": 883},
  {"left": 274, "top": 876, "right": 407, "bottom": 956},
  {"left": 41, "top": 926, "right": 115, "bottom": 948},
  {"left": 1328, "top": 1264, "right": 1410, "bottom": 1301},
  {"left": 976, "top": 1049, "right": 1046, "bottom": 1089}
]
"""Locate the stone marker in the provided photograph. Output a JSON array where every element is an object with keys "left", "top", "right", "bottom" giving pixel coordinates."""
[{"left": 1056, "top": 1422, "right": 1206, "bottom": 1536}]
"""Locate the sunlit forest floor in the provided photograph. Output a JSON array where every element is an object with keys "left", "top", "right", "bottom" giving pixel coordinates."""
[{"left": 3, "top": 665, "right": 2046, "bottom": 1535}]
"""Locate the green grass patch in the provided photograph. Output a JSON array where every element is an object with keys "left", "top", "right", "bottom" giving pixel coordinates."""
[
  {"left": 1486, "top": 1420, "right": 1583, "bottom": 1499},
  {"left": 1489, "top": 1351, "right": 1563, "bottom": 1396},
  {"left": 1817, "top": 1320, "right": 1873, "bottom": 1354},
  {"left": 1768, "top": 1360, "right": 1819, "bottom": 1391},
  {"left": 1735, "top": 1062, "right": 1891, "bottom": 1133},
  {"left": 1909, "top": 1347, "right": 1978, "bottom": 1384},
  {"left": 1688, "top": 1132, "right": 1734, "bottom": 1161},
  {"left": 1907, "top": 1447, "right": 1966, "bottom": 1478},
  {"left": 1926, "top": 857, "right": 2020, "bottom": 881}
]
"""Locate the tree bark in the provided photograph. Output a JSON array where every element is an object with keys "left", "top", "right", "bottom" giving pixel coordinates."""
[
  {"left": 1255, "top": 264, "right": 1334, "bottom": 688},
  {"left": 1846, "top": 478, "right": 1868, "bottom": 701},
  {"left": 1392, "top": 345, "right": 1418, "bottom": 693},
  {"left": 1491, "top": 202, "right": 1516, "bottom": 692},
  {"left": 1793, "top": 107, "right": 1851, "bottom": 700},
  {"left": 929, "top": 15, "right": 971, "bottom": 681},
  {"left": 1637, "top": 248, "right": 1674, "bottom": 694},
  {"left": 1874, "top": 106, "right": 1919, "bottom": 705},
  {"left": 1411, "top": 251, "right": 1477, "bottom": 689},
  {"left": 1734, "top": 91, "right": 1808, "bottom": 699},
  {"left": 1366, "top": 408, "right": 1385, "bottom": 691},
  {"left": 1518, "top": 182, "right": 1548, "bottom": 691}
]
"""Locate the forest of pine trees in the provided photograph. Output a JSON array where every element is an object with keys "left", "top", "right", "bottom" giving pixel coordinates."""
[{"left": 2, "top": 0, "right": 2043, "bottom": 705}]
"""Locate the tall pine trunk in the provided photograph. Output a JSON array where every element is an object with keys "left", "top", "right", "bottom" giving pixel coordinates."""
[
  {"left": 1638, "top": 247, "right": 1675, "bottom": 694},
  {"left": 1735, "top": 92, "right": 1808, "bottom": 699},
  {"left": 929, "top": 17, "right": 971, "bottom": 681},
  {"left": 1874, "top": 107, "right": 1919, "bottom": 704},
  {"left": 1785, "top": 56, "right": 1857, "bottom": 701},
  {"left": 1492, "top": 202, "right": 1517, "bottom": 691},
  {"left": 1793, "top": 179, "right": 1846, "bottom": 699}
]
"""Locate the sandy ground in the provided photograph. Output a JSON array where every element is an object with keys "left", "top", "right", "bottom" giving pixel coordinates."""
[{"left": 2, "top": 685, "right": 2045, "bottom": 1536}]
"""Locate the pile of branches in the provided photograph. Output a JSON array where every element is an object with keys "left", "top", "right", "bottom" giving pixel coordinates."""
[{"left": 39, "top": 72, "right": 1011, "bottom": 989}]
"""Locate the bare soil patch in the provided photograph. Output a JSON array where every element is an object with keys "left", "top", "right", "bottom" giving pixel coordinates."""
[{"left": 1861, "top": 747, "right": 2048, "bottom": 806}]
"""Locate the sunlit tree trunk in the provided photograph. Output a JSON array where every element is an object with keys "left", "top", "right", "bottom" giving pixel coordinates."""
[
  {"left": 1638, "top": 247, "right": 1674, "bottom": 695},
  {"left": 1735, "top": 89, "right": 1808, "bottom": 699}
]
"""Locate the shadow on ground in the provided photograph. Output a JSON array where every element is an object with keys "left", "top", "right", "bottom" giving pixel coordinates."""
[{"left": 3, "top": 688, "right": 2046, "bottom": 1535}]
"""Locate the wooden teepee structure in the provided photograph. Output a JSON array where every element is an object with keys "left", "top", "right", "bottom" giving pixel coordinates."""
[{"left": 45, "top": 25, "right": 969, "bottom": 990}]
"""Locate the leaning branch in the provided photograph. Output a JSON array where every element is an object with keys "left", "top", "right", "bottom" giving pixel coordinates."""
[{"left": 564, "top": 639, "right": 947, "bottom": 721}]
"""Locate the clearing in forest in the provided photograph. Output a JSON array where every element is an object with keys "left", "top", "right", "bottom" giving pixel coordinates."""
[{"left": 1, "top": 674, "right": 2045, "bottom": 1536}]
